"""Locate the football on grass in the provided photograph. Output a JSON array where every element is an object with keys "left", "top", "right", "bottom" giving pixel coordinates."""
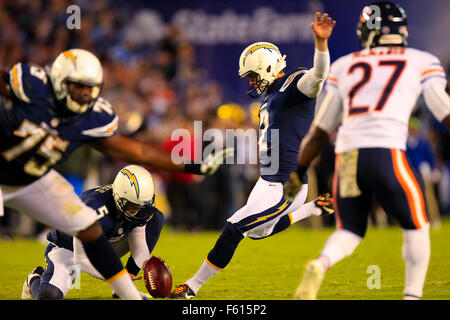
[{"left": 144, "top": 256, "right": 172, "bottom": 298}]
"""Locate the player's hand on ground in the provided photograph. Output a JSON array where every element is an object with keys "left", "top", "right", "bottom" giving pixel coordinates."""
[
  {"left": 311, "top": 12, "right": 336, "bottom": 40},
  {"left": 283, "top": 172, "right": 303, "bottom": 202},
  {"left": 200, "top": 147, "right": 235, "bottom": 175}
]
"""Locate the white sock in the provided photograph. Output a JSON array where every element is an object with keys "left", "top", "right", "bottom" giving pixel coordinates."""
[
  {"left": 402, "top": 224, "right": 430, "bottom": 299},
  {"left": 186, "top": 260, "right": 221, "bottom": 294},
  {"left": 107, "top": 269, "right": 142, "bottom": 300},
  {"left": 289, "top": 201, "right": 321, "bottom": 224},
  {"left": 320, "top": 229, "right": 362, "bottom": 268}
]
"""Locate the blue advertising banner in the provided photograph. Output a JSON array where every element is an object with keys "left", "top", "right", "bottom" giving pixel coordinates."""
[{"left": 121, "top": 0, "right": 450, "bottom": 105}]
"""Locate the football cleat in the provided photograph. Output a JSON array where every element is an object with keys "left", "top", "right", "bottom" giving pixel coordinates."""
[
  {"left": 21, "top": 266, "right": 44, "bottom": 299},
  {"left": 169, "top": 284, "right": 196, "bottom": 299},
  {"left": 314, "top": 193, "right": 334, "bottom": 216},
  {"left": 112, "top": 290, "right": 152, "bottom": 299},
  {"left": 294, "top": 260, "right": 325, "bottom": 300}
]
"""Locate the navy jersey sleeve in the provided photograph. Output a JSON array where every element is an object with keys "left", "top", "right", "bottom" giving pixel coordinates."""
[
  {"left": 79, "top": 185, "right": 114, "bottom": 231},
  {"left": 80, "top": 97, "right": 119, "bottom": 139},
  {"left": 145, "top": 207, "right": 165, "bottom": 253},
  {"left": 7, "top": 63, "right": 50, "bottom": 104},
  {"left": 79, "top": 187, "right": 105, "bottom": 209},
  {"left": 278, "top": 69, "right": 312, "bottom": 107}
]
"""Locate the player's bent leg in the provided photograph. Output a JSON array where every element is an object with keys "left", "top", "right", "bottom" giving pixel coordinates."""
[
  {"left": 37, "top": 283, "right": 64, "bottom": 300},
  {"left": 264, "top": 193, "right": 335, "bottom": 239},
  {"left": 377, "top": 149, "right": 430, "bottom": 299},
  {"left": 77, "top": 222, "right": 142, "bottom": 300},
  {"left": 206, "top": 222, "right": 244, "bottom": 269},
  {"left": 171, "top": 223, "right": 244, "bottom": 299},
  {"left": 294, "top": 260, "right": 325, "bottom": 300},
  {"left": 319, "top": 229, "right": 362, "bottom": 268},
  {"left": 294, "top": 229, "right": 362, "bottom": 300},
  {"left": 402, "top": 224, "right": 430, "bottom": 300}
]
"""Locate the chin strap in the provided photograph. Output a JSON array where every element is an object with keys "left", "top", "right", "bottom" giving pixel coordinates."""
[{"left": 66, "top": 94, "right": 89, "bottom": 113}]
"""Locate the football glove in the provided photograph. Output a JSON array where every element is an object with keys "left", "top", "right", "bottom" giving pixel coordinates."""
[
  {"left": 185, "top": 147, "right": 235, "bottom": 175},
  {"left": 283, "top": 172, "right": 303, "bottom": 202},
  {"left": 283, "top": 164, "right": 308, "bottom": 202}
]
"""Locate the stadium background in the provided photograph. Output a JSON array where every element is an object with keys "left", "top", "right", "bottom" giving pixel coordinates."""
[{"left": 0, "top": 0, "right": 449, "bottom": 239}]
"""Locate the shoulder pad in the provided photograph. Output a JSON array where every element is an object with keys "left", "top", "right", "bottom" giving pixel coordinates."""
[
  {"left": 279, "top": 69, "right": 307, "bottom": 92},
  {"left": 8, "top": 63, "right": 49, "bottom": 103},
  {"left": 82, "top": 97, "right": 119, "bottom": 138}
]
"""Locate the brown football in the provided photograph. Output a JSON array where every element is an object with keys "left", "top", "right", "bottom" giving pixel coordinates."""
[{"left": 143, "top": 256, "right": 172, "bottom": 298}]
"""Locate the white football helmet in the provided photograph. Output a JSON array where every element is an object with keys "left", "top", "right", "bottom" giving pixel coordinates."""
[
  {"left": 50, "top": 49, "right": 103, "bottom": 113},
  {"left": 238, "top": 42, "right": 286, "bottom": 97},
  {"left": 112, "top": 165, "right": 156, "bottom": 225}
]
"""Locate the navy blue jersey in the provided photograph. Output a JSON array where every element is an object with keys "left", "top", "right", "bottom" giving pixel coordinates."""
[
  {"left": 47, "top": 185, "right": 164, "bottom": 251},
  {"left": 0, "top": 63, "right": 118, "bottom": 185},
  {"left": 259, "top": 69, "right": 315, "bottom": 183}
]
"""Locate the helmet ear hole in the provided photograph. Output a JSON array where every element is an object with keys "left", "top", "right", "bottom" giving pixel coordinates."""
[{"left": 266, "top": 65, "right": 271, "bottom": 73}]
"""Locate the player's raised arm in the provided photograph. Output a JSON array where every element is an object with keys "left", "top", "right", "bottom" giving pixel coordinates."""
[
  {"left": 90, "top": 134, "right": 234, "bottom": 175},
  {"left": 297, "top": 12, "right": 336, "bottom": 98}
]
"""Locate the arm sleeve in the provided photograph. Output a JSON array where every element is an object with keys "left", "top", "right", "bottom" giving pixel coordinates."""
[
  {"left": 312, "top": 86, "right": 343, "bottom": 133},
  {"left": 422, "top": 78, "right": 450, "bottom": 122},
  {"left": 128, "top": 226, "right": 150, "bottom": 270},
  {"left": 296, "top": 49, "right": 330, "bottom": 98},
  {"left": 128, "top": 209, "right": 164, "bottom": 269}
]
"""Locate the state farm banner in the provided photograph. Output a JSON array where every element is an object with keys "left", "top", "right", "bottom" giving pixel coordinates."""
[{"left": 121, "top": 0, "right": 448, "bottom": 104}]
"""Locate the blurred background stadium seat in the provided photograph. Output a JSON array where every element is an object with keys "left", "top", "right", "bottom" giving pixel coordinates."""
[{"left": 0, "top": 0, "right": 448, "bottom": 239}]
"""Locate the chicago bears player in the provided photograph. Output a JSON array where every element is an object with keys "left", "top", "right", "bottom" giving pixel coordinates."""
[
  {"left": 0, "top": 49, "right": 232, "bottom": 300},
  {"left": 284, "top": 2, "right": 450, "bottom": 300},
  {"left": 22, "top": 165, "right": 161, "bottom": 300},
  {"left": 170, "top": 12, "right": 336, "bottom": 299}
]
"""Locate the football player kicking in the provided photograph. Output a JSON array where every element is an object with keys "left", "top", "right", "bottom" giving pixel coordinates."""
[
  {"left": 0, "top": 49, "right": 233, "bottom": 300},
  {"left": 170, "top": 12, "right": 336, "bottom": 299},
  {"left": 22, "top": 165, "right": 161, "bottom": 300},
  {"left": 284, "top": 1, "right": 450, "bottom": 300}
]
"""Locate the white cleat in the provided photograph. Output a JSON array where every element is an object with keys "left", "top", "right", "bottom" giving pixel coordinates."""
[
  {"left": 112, "top": 290, "right": 152, "bottom": 299},
  {"left": 294, "top": 260, "right": 325, "bottom": 300},
  {"left": 21, "top": 279, "right": 33, "bottom": 299},
  {"left": 21, "top": 266, "right": 44, "bottom": 299}
]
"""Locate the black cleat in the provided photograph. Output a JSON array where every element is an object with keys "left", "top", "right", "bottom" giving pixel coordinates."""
[
  {"left": 314, "top": 193, "right": 334, "bottom": 216},
  {"left": 169, "top": 284, "right": 196, "bottom": 299}
]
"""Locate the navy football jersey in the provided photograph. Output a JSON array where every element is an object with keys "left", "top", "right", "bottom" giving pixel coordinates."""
[
  {"left": 259, "top": 69, "right": 315, "bottom": 183},
  {"left": 0, "top": 63, "right": 119, "bottom": 185},
  {"left": 47, "top": 184, "right": 164, "bottom": 251}
]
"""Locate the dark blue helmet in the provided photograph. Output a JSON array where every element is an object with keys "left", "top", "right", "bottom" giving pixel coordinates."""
[{"left": 357, "top": 1, "right": 408, "bottom": 49}]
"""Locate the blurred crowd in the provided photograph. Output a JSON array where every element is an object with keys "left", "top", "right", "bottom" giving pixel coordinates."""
[{"left": 0, "top": 0, "right": 449, "bottom": 240}]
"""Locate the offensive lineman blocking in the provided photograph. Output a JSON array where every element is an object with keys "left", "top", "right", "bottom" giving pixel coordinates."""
[{"left": 284, "top": 1, "right": 450, "bottom": 300}]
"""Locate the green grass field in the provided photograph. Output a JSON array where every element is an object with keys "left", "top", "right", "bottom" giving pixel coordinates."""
[{"left": 1, "top": 218, "right": 449, "bottom": 300}]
